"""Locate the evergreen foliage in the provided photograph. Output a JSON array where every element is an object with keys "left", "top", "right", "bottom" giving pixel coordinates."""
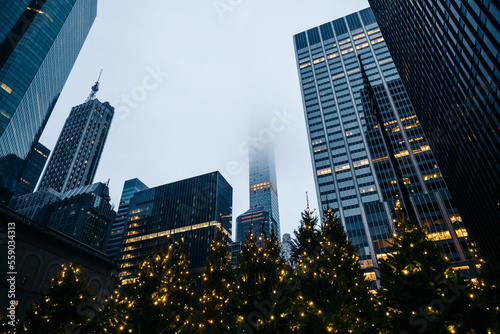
[
  {"left": 108, "top": 241, "right": 194, "bottom": 334},
  {"left": 376, "top": 209, "right": 476, "bottom": 333},
  {"left": 233, "top": 225, "right": 289, "bottom": 333},
  {"left": 11, "top": 208, "right": 500, "bottom": 334},
  {"left": 289, "top": 208, "right": 375, "bottom": 332},
  {"left": 23, "top": 263, "right": 97, "bottom": 334},
  {"left": 194, "top": 229, "right": 236, "bottom": 333}
]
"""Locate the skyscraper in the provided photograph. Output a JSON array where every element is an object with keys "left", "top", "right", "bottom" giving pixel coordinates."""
[
  {"left": 368, "top": 0, "right": 500, "bottom": 262},
  {"left": 14, "top": 142, "right": 50, "bottom": 196},
  {"left": 119, "top": 172, "right": 232, "bottom": 285},
  {"left": 293, "top": 8, "right": 475, "bottom": 281},
  {"left": 38, "top": 81, "right": 114, "bottom": 194},
  {"left": 10, "top": 181, "right": 116, "bottom": 252},
  {"left": 0, "top": 0, "right": 98, "bottom": 203},
  {"left": 107, "top": 178, "right": 149, "bottom": 260},
  {"left": 248, "top": 144, "right": 280, "bottom": 239},
  {"left": 45, "top": 182, "right": 116, "bottom": 252}
]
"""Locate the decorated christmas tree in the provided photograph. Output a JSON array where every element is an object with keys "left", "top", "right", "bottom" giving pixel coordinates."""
[
  {"left": 23, "top": 263, "right": 97, "bottom": 333},
  {"left": 233, "top": 225, "right": 289, "bottom": 333},
  {"left": 289, "top": 208, "right": 375, "bottom": 332},
  {"left": 376, "top": 208, "right": 476, "bottom": 333},
  {"left": 107, "top": 241, "right": 194, "bottom": 333},
  {"left": 194, "top": 228, "right": 236, "bottom": 333}
]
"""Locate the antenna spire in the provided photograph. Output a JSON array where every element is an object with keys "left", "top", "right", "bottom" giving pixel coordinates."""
[
  {"left": 86, "top": 69, "right": 103, "bottom": 102},
  {"left": 306, "top": 191, "right": 310, "bottom": 211}
]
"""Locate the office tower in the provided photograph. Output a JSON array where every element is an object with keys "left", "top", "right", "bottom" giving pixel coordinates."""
[
  {"left": 38, "top": 82, "right": 114, "bottom": 194},
  {"left": 248, "top": 144, "right": 281, "bottom": 239},
  {"left": 15, "top": 142, "right": 50, "bottom": 195},
  {"left": 107, "top": 178, "right": 149, "bottom": 260},
  {"left": 119, "top": 172, "right": 232, "bottom": 284},
  {"left": 293, "top": 8, "right": 474, "bottom": 281},
  {"left": 368, "top": 1, "right": 500, "bottom": 262},
  {"left": 10, "top": 187, "right": 60, "bottom": 222},
  {"left": 236, "top": 207, "right": 272, "bottom": 246},
  {"left": 44, "top": 182, "right": 115, "bottom": 252},
  {"left": 0, "top": 0, "right": 98, "bottom": 203},
  {"left": 281, "top": 233, "right": 292, "bottom": 262}
]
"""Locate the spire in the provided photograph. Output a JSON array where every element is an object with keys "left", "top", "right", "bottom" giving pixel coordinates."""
[{"left": 86, "top": 69, "right": 102, "bottom": 102}]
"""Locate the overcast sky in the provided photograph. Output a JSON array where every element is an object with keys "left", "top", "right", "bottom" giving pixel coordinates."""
[{"left": 39, "top": 0, "right": 369, "bottom": 238}]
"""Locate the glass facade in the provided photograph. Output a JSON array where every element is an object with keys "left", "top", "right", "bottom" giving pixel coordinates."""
[
  {"left": 368, "top": 0, "right": 500, "bottom": 262},
  {"left": 248, "top": 144, "right": 281, "bottom": 239},
  {"left": 236, "top": 207, "right": 271, "bottom": 246},
  {"left": 119, "top": 172, "right": 233, "bottom": 284},
  {"left": 0, "top": 0, "right": 97, "bottom": 203},
  {"left": 14, "top": 142, "right": 50, "bottom": 196},
  {"left": 294, "top": 8, "right": 475, "bottom": 281},
  {"left": 38, "top": 99, "right": 114, "bottom": 194},
  {"left": 45, "top": 182, "right": 116, "bottom": 252},
  {"left": 107, "top": 178, "right": 149, "bottom": 260}
]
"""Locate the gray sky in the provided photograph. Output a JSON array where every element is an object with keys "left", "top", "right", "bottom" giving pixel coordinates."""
[{"left": 39, "top": 0, "right": 369, "bottom": 238}]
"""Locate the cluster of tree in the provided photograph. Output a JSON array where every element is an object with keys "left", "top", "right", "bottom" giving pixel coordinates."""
[{"left": 3, "top": 208, "right": 499, "bottom": 333}]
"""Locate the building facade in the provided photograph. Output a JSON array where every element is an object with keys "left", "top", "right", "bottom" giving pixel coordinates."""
[
  {"left": 248, "top": 144, "right": 280, "bottom": 239},
  {"left": 10, "top": 182, "right": 116, "bottom": 252},
  {"left": 293, "top": 8, "right": 475, "bottom": 281},
  {"left": 119, "top": 172, "right": 232, "bottom": 284},
  {"left": 14, "top": 142, "right": 50, "bottom": 196},
  {"left": 45, "top": 182, "right": 116, "bottom": 252},
  {"left": 10, "top": 187, "right": 60, "bottom": 222},
  {"left": 0, "top": 0, "right": 97, "bottom": 203},
  {"left": 236, "top": 207, "right": 272, "bottom": 246},
  {"left": 38, "top": 96, "right": 114, "bottom": 194},
  {"left": 107, "top": 178, "right": 149, "bottom": 260},
  {"left": 368, "top": 0, "right": 500, "bottom": 262}
]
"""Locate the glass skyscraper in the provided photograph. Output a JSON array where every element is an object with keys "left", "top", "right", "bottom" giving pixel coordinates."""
[
  {"left": 368, "top": 0, "right": 499, "bottom": 262},
  {"left": 0, "top": 0, "right": 97, "bottom": 203},
  {"left": 294, "top": 8, "right": 475, "bottom": 281},
  {"left": 248, "top": 144, "right": 280, "bottom": 239},
  {"left": 107, "top": 178, "right": 149, "bottom": 260},
  {"left": 119, "top": 172, "right": 232, "bottom": 285},
  {"left": 38, "top": 93, "right": 114, "bottom": 194}
]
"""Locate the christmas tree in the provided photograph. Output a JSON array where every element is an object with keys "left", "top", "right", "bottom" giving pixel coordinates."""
[
  {"left": 289, "top": 208, "right": 375, "bottom": 332},
  {"left": 23, "top": 263, "right": 97, "bottom": 333},
  {"left": 194, "top": 228, "right": 236, "bottom": 333},
  {"left": 233, "top": 226, "right": 289, "bottom": 333},
  {"left": 376, "top": 208, "right": 475, "bottom": 333},
  {"left": 110, "top": 241, "right": 194, "bottom": 333}
]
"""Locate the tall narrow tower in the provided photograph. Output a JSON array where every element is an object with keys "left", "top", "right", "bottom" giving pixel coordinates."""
[
  {"left": 246, "top": 143, "right": 280, "bottom": 240},
  {"left": 38, "top": 78, "right": 114, "bottom": 193}
]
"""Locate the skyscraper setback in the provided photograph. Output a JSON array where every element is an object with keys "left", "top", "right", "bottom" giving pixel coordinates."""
[
  {"left": 0, "top": 0, "right": 97, "bottom": 203},
  {"left": 294, "top": 8, "right": 475, "bottom": 281},
  {"left": 368, "top": 0, "right": 500, "bottom": 262},
  {"left": 38, "top": 81, "right": 114, "bottom": 194}
]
